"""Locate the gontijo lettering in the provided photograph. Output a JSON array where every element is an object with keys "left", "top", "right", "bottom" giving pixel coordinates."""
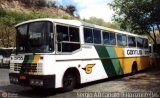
[{"left": 127, "top": 50, "right": 142, "bottom": 55}]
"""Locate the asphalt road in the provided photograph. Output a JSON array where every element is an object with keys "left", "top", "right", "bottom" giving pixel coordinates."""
[{"left": 0, "top": 67, "right": 160, "bottom": 98}]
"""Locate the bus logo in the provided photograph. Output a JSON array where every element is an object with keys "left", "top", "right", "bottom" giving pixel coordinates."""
[{"left": 82, "top": 64, "right": 95, "bottom": 74}]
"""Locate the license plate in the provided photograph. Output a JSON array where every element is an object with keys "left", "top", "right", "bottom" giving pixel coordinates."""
[
  {"left": 19, "top": 75, "right": 26, "bottom": 80},
  {"left": 14, "top": 56, "right": 24, "bottom": 60}
]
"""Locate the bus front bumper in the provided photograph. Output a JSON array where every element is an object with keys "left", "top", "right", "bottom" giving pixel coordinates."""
[{"left": 9, "top": 73, "right": 55, "bottom": 88}]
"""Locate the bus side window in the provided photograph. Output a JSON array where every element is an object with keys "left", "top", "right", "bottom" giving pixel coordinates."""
[
  {"left": 93, "top": 29, "right": 101, "bottom": 44},
  {"left": 56, "top": 25, "right": 69, "bottom": 42},
  {"left": 110, "top": 33, "right": 116, "bottom": 45},
  {"left": 69, "top": 27, "right": 80, "bottom": 42},
  {"left": 103, "top": 31, "right": 116, "bottom": 45},
  {"left": 103, "top": 31, "right": 110, "bottom": 45},
  {"left": 137, "top": 37, "right": 143, "bottom": 48},
  {"left": 61, "top": 27, "right": 80, "bottom": 52},
  {"left": 56, "top": 25, "right": 80, "bottom": 52},
  {"left": 117, "top": 34, "right": 127, "bottom": 46},
  {"left": 143, "top": 38, "right": 148, "bottom": 49},
  {"left": 56, "top": 25, "right": 68, "bottom": 52},
  {"left": 84, "top": 28, "right": 93, "bottom": 43},
  {"left": 117, "top": 34, "right": 122, "bottom": 46},
  {"left": 128, "top": 36, "right": 136, "bottom": 47}
]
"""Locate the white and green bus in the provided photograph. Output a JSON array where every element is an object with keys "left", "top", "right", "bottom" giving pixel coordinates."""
[{"left": 9, "top": 18, "right": 150, "bottom": 91}]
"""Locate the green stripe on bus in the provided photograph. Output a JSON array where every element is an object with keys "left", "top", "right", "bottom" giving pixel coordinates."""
[
  {"left": 95, "top": 46, "right": 117, "bottom": 77},
  {"left": 106, "top": 47, "right": 123, "bottom": 75},
  {"left": 23, "top": 55, "right": 34, "bottom": 63}
]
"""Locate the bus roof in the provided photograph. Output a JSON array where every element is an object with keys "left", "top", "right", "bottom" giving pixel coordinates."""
[{"left": 16, "top": 18, "right": 147, "bottom": 39}]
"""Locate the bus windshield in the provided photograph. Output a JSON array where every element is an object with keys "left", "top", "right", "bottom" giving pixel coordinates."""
[{"left": 16, "top": 21, "right": 54, "bottom": 53}]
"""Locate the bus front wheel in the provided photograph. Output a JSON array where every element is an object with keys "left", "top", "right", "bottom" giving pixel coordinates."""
[{"left": 62, "top": 71, "right": 76, "bottom": 91}]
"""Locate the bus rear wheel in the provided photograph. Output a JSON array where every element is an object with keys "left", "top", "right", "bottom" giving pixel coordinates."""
[
  {"left": 132, "top": 63, "right": 137, "bottom": 75},
  {"left": 62, "top": 71, "right": 76, "bottom": 92}
]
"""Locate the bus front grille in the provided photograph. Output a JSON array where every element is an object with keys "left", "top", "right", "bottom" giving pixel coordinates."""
[
  {"left": 14, "top": 63, "right": 21, "bottom": 71},
  {"left": 14, "top": 63, "right": 41, "bottom": 74}
]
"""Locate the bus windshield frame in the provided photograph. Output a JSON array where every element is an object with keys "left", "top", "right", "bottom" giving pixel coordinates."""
[{"left": 16, "top": 21, "right": 54, "bottom": 53}]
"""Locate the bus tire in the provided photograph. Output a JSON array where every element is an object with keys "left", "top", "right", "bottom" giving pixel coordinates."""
[
  {"left": 62, "top": 70, "right": 77, "bottom": 92},
  {"left": 132, "top": 62, "right": 137, "bottom": 75}
]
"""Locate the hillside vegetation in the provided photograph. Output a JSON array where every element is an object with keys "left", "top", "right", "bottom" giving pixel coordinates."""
[
  {"left": 0, "top": 0, "right": 76, "bottom": 47},
  {"left": 0, "top": 0, "right": 119, "bottom": 47}
]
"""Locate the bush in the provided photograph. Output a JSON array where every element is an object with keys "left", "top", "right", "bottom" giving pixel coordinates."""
[
  {"left": 19, "top": 0, "right": 47, "bottom": 7},
  {"left": 66, "top": 5, "right": 76, "bottom": 16}
]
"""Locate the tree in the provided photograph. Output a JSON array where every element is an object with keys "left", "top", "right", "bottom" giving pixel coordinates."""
[
  {"left": 66, "top": 5, "right": 76, "bottom": 16},
  {"left": 35, "top": 0, "right": 47, "bottom": 7},
  {"left": 109, "top": 0, "right": 160, "bottom": 44},
  {"left": 0, "top": 16, "right": 16, "bottom": 47},
  {"left": 47, "top": 0, "right": 57, "bottom": 8},
  {"left": 84, "top": 17, "right": 120, "bottom": 29}
]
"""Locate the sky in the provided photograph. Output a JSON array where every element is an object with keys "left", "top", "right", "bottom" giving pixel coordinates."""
[{"left": 54, "top": 0, "right": 114, "bottom": 22}]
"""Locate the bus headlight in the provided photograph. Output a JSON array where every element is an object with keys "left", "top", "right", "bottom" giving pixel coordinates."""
[
  {"left": 10, "top": 77, "right": 19, "bottom": 83},
  {"left": 29, "top": 79, "right": 43, "bottom": 86}
]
